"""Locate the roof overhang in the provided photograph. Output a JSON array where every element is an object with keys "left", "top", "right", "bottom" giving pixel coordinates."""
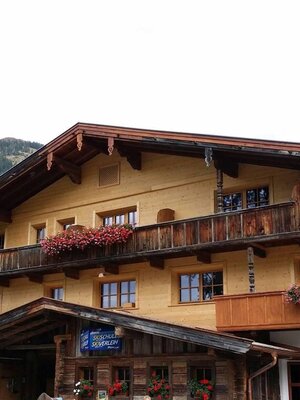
[
  {"left": 1, "top": 122, "right": 300, "bottom": 212},
  {"left": 0, "top": 297, "right": 254, "bottom": 354},
  {"left": 0, "top": 297, "right": 299, "bottom": 359}
]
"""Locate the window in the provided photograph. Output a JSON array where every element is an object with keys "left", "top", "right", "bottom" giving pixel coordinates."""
[
  {"left": 179, "top": 272, "right": 223, "bottom": 302},
  {"left": 51, "top": 287, "right": 64, "bottom": 300},
  {"left": 57, "top": 217, "right": 75, "bottom": 232},
  {"left": 78, "top": 366, "right": 94, "bottom": 386},
  {"left": 222, "top": 186, "right": 269, "bottom": 212},
  {"left": 190, "top": 366, "right": 213, "bottom": 381},
  {"left": 99, "top": 207, "right": 137, "bottom": 227},
  {"left": 0, "top": 234, "right": 4, "bottom": 249},
  {"left": 150, "top": 366, "right": 169, "bottom": 381},
  {"left": 112, "top": 367, "right": 130, "bottom": 395},
  {"left": 101, "top": 280, "right": 136, "bottom": 308},
  {"left": 36, "top": 225, "right": 46, "bottom": 243}
]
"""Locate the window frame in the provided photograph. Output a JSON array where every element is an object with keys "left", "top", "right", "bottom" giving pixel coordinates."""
[
  {"left": 215, "top": 184, "right": 270, "bottom": 213},
  {"left": 56, "top": 217, "right": 76, "bottom": 232},
  {"left": 97, "top": 206, "right": 138, "bottom": 227},
  {"left": 44, "top": 281, "right": 65, "bottom": 301},
  {"left": 51, "top": 287, "right": 64, "bottom": 301},
  {"left": 33, "top": 224, "right": 46, "bottom": 244},
  {"left": 178, "top": 271, "right": 223, "bottom": 303},
  {"left": 75, "top": 363, "right": 96, "bottom": 388},
  {"left": 112, "top": 366, "right": 131, "bottom": 396},
  {"left": 100, "top": 280, "right": 136, "bottom": 309}
]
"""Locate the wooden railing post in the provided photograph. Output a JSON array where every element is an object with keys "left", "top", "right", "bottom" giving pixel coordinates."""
[
  {"left": 216, "top": 168, "right": 224, "bottom": 212},
  {"left": 292, "top": 182, "right": 300, "bottom": 230},
  {"left": 247, "top": 246, "right": 255, "bottom": 293}
]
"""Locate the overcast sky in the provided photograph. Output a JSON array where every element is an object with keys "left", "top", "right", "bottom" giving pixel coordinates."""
[{"left": 0, "top": 1, "right": 300, "bottom": 144}]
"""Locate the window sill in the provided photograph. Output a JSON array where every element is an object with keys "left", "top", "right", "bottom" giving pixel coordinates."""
[{"left": 168, "top": 301, "right": 215, "bottom": 307}]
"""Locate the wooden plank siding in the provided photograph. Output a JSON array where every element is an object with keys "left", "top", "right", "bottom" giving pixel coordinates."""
[
  {"left": 0, "top": 201, "right": 298, "bottom": 276},
  {"left": 215, "top": 290, "right": 300, "bottom": 331}
]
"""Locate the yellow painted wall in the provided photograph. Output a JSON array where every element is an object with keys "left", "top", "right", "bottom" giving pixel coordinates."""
[
  {"left": 5, "top": 151, "right": 300, "bottom": 247},
  {"left": 1, "top": 151, "right": 300, "bottom": 329},
  {"left": 0, "top": 245, "right": 299, "bottom": 330}
]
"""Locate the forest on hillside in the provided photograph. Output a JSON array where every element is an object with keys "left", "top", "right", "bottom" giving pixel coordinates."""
[{"left": 0, "top": 138, "right": 43, "bottom": 175}]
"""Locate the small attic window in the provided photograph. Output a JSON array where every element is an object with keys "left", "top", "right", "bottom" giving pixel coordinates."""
[{"left": 99, "top": 164, "right": 120, "bottom": 187}]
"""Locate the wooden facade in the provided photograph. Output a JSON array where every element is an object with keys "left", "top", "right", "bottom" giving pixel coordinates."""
[{"left": 0, "top": 123, "right": 300, "bottom": 399}]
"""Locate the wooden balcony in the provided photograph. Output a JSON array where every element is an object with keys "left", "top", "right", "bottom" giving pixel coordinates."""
[
  {"left": 0, "top": 201, "right": 299, "bottom": 282},
  {"left": 215, "top": 291, "right": 300, "bottom": 331}
]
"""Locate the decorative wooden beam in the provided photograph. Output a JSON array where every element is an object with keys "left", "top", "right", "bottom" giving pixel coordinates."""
[
  {"left": 214, "top": 158, "right": 239, "bottom": 178},
  {"left": 247, "top": 246, "right": 255, "bottom": 293},
  {"left": 54, "top": 156, "right": 81, "bottom": 184},
  {"left": 108, "top": 137, "right": 114, "bottom": 156},
  {"left": 149, "top": 257, "right": 164, "bottom": 269},
  {"left": 251, "top": 243, "right": 267, "bottom": 258},
  {"left": 0, "top": 278, "right": 9, "bottom": 287},
  {"left": 196, "top": 251, "right": 211, "bottom": 264},
  {"left": 0, "top": 209, "right": 12, "bottom": 223},
  {"left": 76, "top": 130, "right": 84, "bottom": 151},
  {"left": 117, "top": 147, "right": 142, "bottom": 170},
  {"left": 216, "top": 168, "right": 224, "bottom": 213},
  {"left": 47, "top": 152, "right": 53, "bottom": 171},
  {"left": 64, "top": 268, "right": 80, "bottom": 280}
]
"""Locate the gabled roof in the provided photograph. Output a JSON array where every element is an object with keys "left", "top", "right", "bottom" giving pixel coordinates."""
[
  {"left": 0, "top": 297, "right": 299, "bottom": 358},
  {"left": 1, "top": 122, "right": 300, "bottom": 217}
]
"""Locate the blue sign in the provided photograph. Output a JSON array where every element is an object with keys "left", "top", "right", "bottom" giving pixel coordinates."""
[
  {"left": 80, "top": 326, "right": 122, "bottom": 352},
  {"left": 80, "top": 330, "right": 89, "bottom": 352}
]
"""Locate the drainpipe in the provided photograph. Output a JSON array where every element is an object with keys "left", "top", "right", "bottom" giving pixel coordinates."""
[{"left": 248, "top": 352, "right": 278, "bottom": 400}]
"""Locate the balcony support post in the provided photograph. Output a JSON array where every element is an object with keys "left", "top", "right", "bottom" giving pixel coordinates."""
[
  {"left": 216, "top": 168, "right": 224, "bottom": 212},
  {"left": 247, "top": 246, "right": 255, "bottom": 292}
]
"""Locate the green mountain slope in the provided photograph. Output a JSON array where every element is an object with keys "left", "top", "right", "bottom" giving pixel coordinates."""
[{"left": 0, "top": 138, "right": 43, "bottom": 175}]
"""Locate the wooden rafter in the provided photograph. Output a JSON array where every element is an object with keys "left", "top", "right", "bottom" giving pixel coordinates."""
[
  {"left": 149, "top": 257, "right": 164, "bottom": 269},
  {"left": 0, "top": 317, "right": 48, "bottom": 340},
  {"left": 196, "top": 251, "right": 211, "bottom": 264},
  {"left": 0, "top": 278, "right": 9, "bottom": 287},
  {"left": 64, "top": 268, "right": 80, "bottom": 280},
  {"left": 53, "top": 156, "right": 81, "bottom": 184},
  {"left": 27, "top": 273, "right": 43, "bottom": 284},
  {"left": 117, "top": 146, "right": 142, "bottom": 170},
  {"left": 214, "top": 158, "right": 239, "bottom": 178},
  {"left": 251, "top": 243, "right": 267, "bottom": 258},
  {"left": 0, "top": 209, "right": 12, "bottom": 223},
  {"left": 103, "top": 263, "right": 119, "bottom": 274},
  {"left": 0, "top": 321, "right": 65, "bottom": 348}
]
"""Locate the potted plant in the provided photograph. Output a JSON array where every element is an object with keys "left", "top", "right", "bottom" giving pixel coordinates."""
[
  {"left": 73, "top": 379, "right": 94, "bottom": 398},
  {"left": 40, "top": 224, "right": 133, "bottom": 256},
  {"left": 146, "top": 372, "right": 171, "bottom": 399},
  {"left": 187, "top": 378, "right": 214, "bottom": 400},
  {"left": 286, "top": 284, "right": 300, "bottom": 304},
  {"left": 108, "top": 379, "right": 129, "bottom": 397}
]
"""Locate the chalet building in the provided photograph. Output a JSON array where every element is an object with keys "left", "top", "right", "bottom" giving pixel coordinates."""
[{"left": 0, "top": 123, "right": 300, "bottom": 400}]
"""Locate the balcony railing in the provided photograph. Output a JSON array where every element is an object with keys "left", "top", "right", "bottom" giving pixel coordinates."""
[
  {"left": 215, "top": 290, "right": 300, "bottom": 331},
  {"left": 0, "top": 201, "right": 298, "bottom": 276}
]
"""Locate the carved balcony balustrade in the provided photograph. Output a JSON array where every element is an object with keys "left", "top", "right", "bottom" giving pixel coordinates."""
[
  {"left": 0, "top": 201, "right": 299, "bottom": 282},
  {"left": 215, "top": 290, "right": 300, "bottom": 331}
]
